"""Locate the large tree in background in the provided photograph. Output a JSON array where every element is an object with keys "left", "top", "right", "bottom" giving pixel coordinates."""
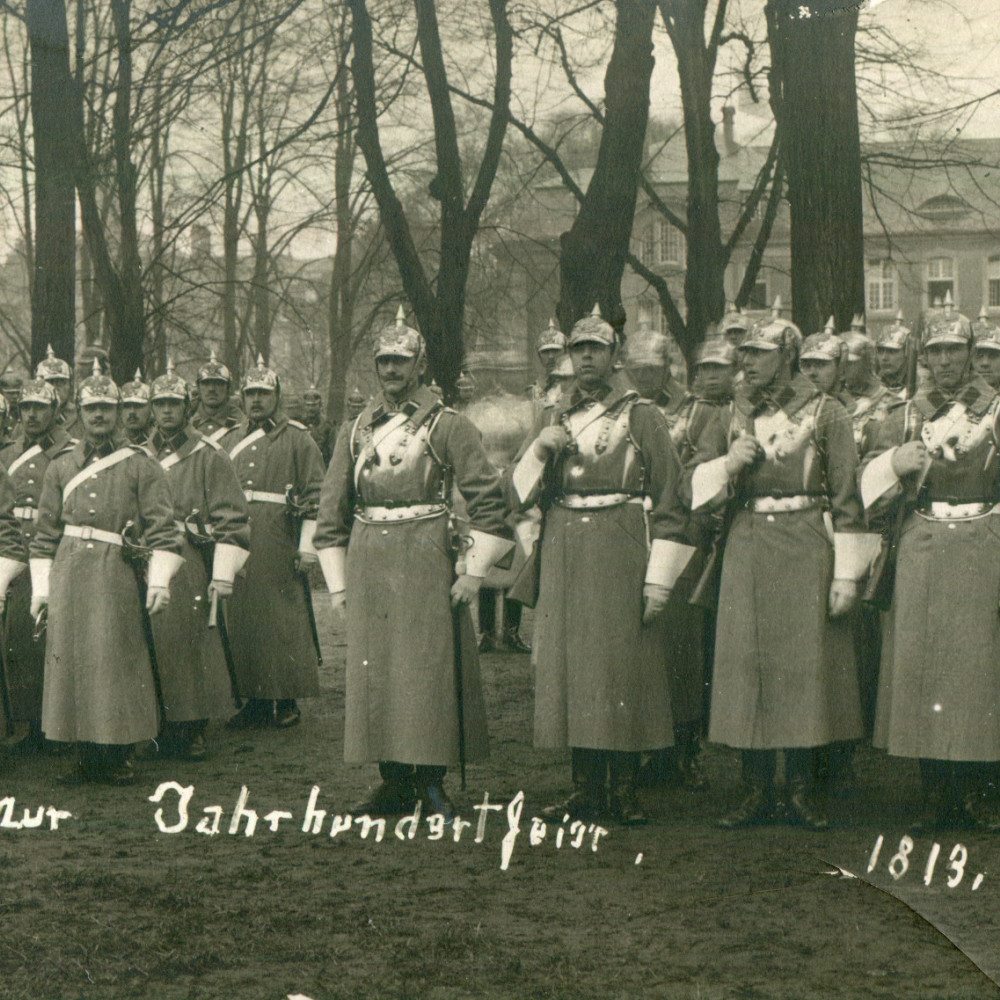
[
  {"left": 350, "top": 0, "right": 513, "bottom": 400},
  {"left": 766, "top": 0, "right": 864, "bottom": 336},
  {"left": 27, "top": 0, "right": 75, "bottom": 369}
]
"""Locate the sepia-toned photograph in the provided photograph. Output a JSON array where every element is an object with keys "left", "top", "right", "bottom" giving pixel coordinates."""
[{"left": 2, "top": 0, "right": 1000, "bottom": 996}]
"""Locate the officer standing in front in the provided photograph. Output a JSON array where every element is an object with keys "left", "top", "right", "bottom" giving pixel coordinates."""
[{"left": 314, "top": 308, "right": 512, "bottom": 818}]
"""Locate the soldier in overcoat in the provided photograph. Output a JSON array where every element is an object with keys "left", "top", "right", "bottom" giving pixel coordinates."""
[
  {"left": 690, "top": 318, "right": 878, "bottom": 828},
  {"left": 145, "top": 366, "right": 251, "bottom": 759},
  {"left": 224, "top": 358, "right": 325, "bottom": 730},
  {"left": 860, "top": 310, "right": 1000, "bottom": 828},
  {"left": 509, "top": 309, "right": 695, "bottom": 824},
  {"left": 192, "top": 350, "right": 243, "bottom": 445},
  {"left": 29, "top": 367, "right": 183, "bottom": 785},
  {"left": 0, "top": 379, "right": 73, "bottom": 753},
  {"left": 314, "top": 309, "right": 512, "bottom": 817},
  {"left": 119, "top": 370, "right": 153, "bottom": 445},
  {"left": 35, "top": 345, "right": 80, "bottom": 439}
]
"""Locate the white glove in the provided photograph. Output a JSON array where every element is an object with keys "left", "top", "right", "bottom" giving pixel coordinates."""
[
  {"left": 30, "top": 596, "right": 47, "bottom": 619},
  {"left": 208, "top": 579, "right": 234, "bottom": 600},
  {"left": 146, "top": 586, "right": 170, "bottom": 615}
]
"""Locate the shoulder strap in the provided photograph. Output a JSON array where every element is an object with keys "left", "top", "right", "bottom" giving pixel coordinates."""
[
  {"left": 229, "top": 427, "right": 266, "bottom": 461},
  {"left": 63, "top": 447, "right": 136, "bottom": 504},
  {"left": 160, "top": 439, "right": 206, "bottom": 471},
  {"left": 7, "top": 443, "right": 43, "bottom": 477}
]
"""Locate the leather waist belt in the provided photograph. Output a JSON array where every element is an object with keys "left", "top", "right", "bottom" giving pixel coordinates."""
[
  {"left": 916, "top": 501, "right": 997, "bottom": 521},
  {"left": 556, "top": 493, "right": 643, "bottom": 509},
  {"left": 63, "top": 524, "right": 123, "bottom": 546},
  {"left": 745, "top": 495, "right": 820, "bottom": 513},
  {"left": 13, "top": 507, "right": 37, "bottom": 521},
  {"left": 357, "top": 503, "right": 447, "bottom": 523},
  {"left": 244, "top": 490, "right": 286, "bottom": 505}
]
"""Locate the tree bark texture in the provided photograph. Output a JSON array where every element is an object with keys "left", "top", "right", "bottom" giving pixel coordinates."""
[
  {"left": 27, "top": 0, "right": 76, "bottom": 370},
  {"left": 556, "top": 0, "right": 656, "bottom": 338},
  {"left": 766, "top": 1, "right": 865, "bottom": 336}
]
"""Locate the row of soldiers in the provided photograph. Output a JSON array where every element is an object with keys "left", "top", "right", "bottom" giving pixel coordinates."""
[
  {"left": 306, "top": 297, "right": 1000, "bottom": 831},
  {"left": 0, "top": 350, "right": 328, "bottom": 784}
]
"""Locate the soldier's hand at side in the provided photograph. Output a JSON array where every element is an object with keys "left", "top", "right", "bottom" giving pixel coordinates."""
[
  {"left": 450, "top": 574, "right": 482, "bottom": 608},
  {"left": 532, "top": 426, "right": 570, "bottom": 460},
  {"left": 146, "top": 586, "right": 170, "bottom": 615},
  {"left": 30, "top": 596, "right": 46, "bottom": 619},
  {"left": 294, "top": 550, "right": 319, "bottom": 574},
  {"left": 890, "top": 441, "right": 929, "bottom": 477},
  {"left": 208, "top": 579, "right": 233, "bottom": 601},
  {"left": 330, "top": 589, "right": 346, "bottom": 624},
  {"left": 827, "top": 579, "right": 858, "bottom": 618},
  {"left": 724, "top": 434, "right": 761, "bottom": 476},
  {"left": 642, "top": 583, "right": 672, "bottom": 624}
]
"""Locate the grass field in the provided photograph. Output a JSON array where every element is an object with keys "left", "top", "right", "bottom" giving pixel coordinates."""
[{"left": 1, "top": 599, "right": 999, "bottom": 999}]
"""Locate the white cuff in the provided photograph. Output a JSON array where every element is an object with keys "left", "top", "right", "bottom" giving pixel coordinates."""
[
  {"left": 299, "top": 519, "right": 317, "bottom": 556},
  {"left": 512, "top": 449, "right": 546, "bottom": 504},
  {"left": 212, "top": 543, "right": 250, "bottom": 584},
  {"left": 0, "top": 556, "right": 26, "bottom": 592},
  {"left": 833, "top": 532, "right": 883, "bottom": 581},
  {"left": 29, "top": 558, "right": 51, "bottom": 600},
  {"left": 318, "top": 545, "right": 347, "bottom": 594},
  {"left": 860, "top": 448, "right": 901, "bottom": 510},
  {"left": 691, "top": 456, "right": 731, "bottom": 510},
  {"left": 645, "top": 539, "right": 697, "bottom": 588},
  {"left": 514, "top": 513, "right": 541, "bottom": 555},
  {"left": 148, "top": 549, "right": 185, "bottom": 589},
  {"left": 464, "top": 530, "right": 515, "bottom": 578}
]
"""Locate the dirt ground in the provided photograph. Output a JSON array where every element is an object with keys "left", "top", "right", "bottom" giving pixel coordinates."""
[{"left": 1, "top": 597, "right": 999, "bottom": 1000}]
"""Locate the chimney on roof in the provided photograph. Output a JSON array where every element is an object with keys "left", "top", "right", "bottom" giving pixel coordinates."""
[{"left": 721, "top": 105, "right": 737, "bottom": 156}]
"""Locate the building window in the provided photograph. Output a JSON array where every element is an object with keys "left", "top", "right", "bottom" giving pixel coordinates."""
[
  {"left": 926, "top": 256, "right": 954, "bottom": 306},
  {"left": 637, "top": 226, "right": 654, "bottom": 265},
  {"left": 988, "top": 256, "right": 1000, "bottom": 309},
  {"left": 655, "top": 219, "right": 685, "bottom": 265},
  {"left": 866, "top": 259, "right": 897, "bottom": 312},
  {"left": 748, "top": 280, "right": 768, "bottom": 310},
  {"left": 638, "top": 298, "right": 656, "bottom": 328}
]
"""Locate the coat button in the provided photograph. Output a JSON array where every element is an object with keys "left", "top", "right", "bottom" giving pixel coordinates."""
[
  {"left": 27, "top": 479, "right": 34, "bottom": 485},
  {"left": 89, "top": 492, "right": 97, "bottom": 498},
  {"left": 248, "top": 462, "right": 255, "bottom": 468},
  {"left": 766, "top": 514, "right": 775, "bottom": 523},
  {"left": 89, "top": 509, "right": 96, "bottom": 515},
  {"left": 28, "top": 464, "right": 34, "bottom": 470},
  {"left": 251, "top": 446, "right": 257, "bottom": 451}
]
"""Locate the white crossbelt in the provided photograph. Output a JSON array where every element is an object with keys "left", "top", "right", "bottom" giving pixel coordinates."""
[
  {"left": 12, "top": 507, "right": 37, "bottom": 521},
  {"left": 244, "top": 489, "right": 286, "bottom": 505},
  {"left": 357, "top": 503, "right": 447, "bottom": 523},
  {"left": 916, "top": 502, "right": 998, "bottom": 521},
  {"left": 63, "top": 524, "right": 123, "bottom": 546},
  {"left": 745, "top": 495, "right": 820, "bottom": 513},
  {"left": 556, "top": 493, "right": 643, "bottom": 509}
]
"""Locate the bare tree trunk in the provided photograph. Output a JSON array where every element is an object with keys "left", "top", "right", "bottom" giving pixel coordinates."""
[
  {"left": 251, "top": 190, "right": 271, "bottom": 363},
  {"left": 148, "top": 67, "right": 167, "bottom": 374},
  {"left": 556, "top": 0, "right": 656, "bottom": 336},
  {"left": 27, "top": 0, "right": 76, "bottom": 369},
  {"left": 766, "top": 1, "right": 864, "bottom": 335}
]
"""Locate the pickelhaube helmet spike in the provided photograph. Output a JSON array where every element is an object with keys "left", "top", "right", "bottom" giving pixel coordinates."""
[
  {"left": 896, "top": 309, "right": 905, "bottom": 323},
  {"left": 395, "top": 304, "right": 406, "bottom": 326},
  {"left": 166, "top": 357, "right": 175, "bottom": 376},
  {"left": 824, "top": 315, "right": 836, "bottom": 333},
  {"left": 133, "top": 367, "right": 142, "bottom": 381},
  {"left": 771, "top": 295, "right": 783, "bottom": 316},
  {"left": 943, "top": 289, "right": 954, "bottom": 311},
  {"left": 45, "top": 344, "right": 55, "bottom": 361},
  {"left": 92, "top": 357, "right": 102, "bottom": 377},
  {"left": 590, "top": 302, "right": 602, "bottom": 319},
  {"left": 979, "top": 305, "right": 990, "bottom": 322}
]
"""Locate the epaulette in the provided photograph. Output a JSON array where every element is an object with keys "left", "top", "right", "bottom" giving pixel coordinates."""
[{"left": 288, "top": 419, "right": 307, "bottom": 431}]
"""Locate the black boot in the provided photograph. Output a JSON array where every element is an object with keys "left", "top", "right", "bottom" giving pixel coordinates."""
[
  {"left": 353, "top": 761, "right": 417, "bottom": 815},
  {"left": 785, "top": 748, "right": 829, "bottom": 830},
  {"left": 637, "top": 747, "right": 679, "bottom": 788},
  {"left": 274, "top": 699, "right": 301, "bottom": 728},
  {"left": 543, "top": 748, "right": 607, "bottom": 821},
  {"left": 718, "top": 750, "right": 777, "bottom": 828},
  {"left": 415, "top": 765, "right": 454, "bottom": 822},
  {"left": 914, "top": 759, "right": 961, "bottom": 832},
  {"left": 675, "top": 725, "right": 708, "bottom": 792},
  {"left": 608, "top": 752, "right": 646, "bottom": 825},
  {"left": 226, "top": 698, "right": 272, "bottom": 729},
  {"left": 7, "top": 720, "right": 45, "bottom": 757},
  {"left": 962, "top": 762, "right": 1000, "bottom": 831}
]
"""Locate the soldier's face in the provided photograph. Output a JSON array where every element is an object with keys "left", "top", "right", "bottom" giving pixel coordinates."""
[
  {"left": 19, "top": 401, "right": 55, "bottom": 438},
  {"left": 842, "top": 356, "right": 869, "bottom": 392},
  {"left": 80, "top": 402, "right": 118, "bottom": 440},
  {"left": 876, "top": 346, "right": 905, "bottom": 381},
  {"left": 724, "top": 327, "right": 747, "bottom": 350},
  {"left": 739, "top": 346, "right": 784, "bottom": 389},
  {"left": 973, "top": 348, "right": 1000, "bottom": 389},
  {"left": 151, "top": 398, "right": 188, "bottom": 434},
  {"left": 198, "top": 380, "right": 229, "bottom": 408},
  {"left": 48, "top": 379, "right": 72, "bottom": 407},
  {"left": 925, "top": 343, "right": 970, "bottom": 392},
  {"left": 122, "top": 402, "right": 151, "bottom": 432},
  {"left": 570, "top": 342, "right": 614, "bottom": 391},
  {"left": 800, "top": 358, "right": 840, "bottom": 394},
  {"left": 539, "top": 349, "right": 562, "bottom": 374},
  {"left": 376, "top": 354, "right": 423, "bottom": 401},
  {"left": 244, "top": 387, "right": 278, "bottom": 420},
  {"left": 695, "top": 363, "right": 734, "bottom": 400},
  {"left": 304, "top": 398, "right": 322, "bottom": 419}
]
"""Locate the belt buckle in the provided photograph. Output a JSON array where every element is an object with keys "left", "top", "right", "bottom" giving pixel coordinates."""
[
  {"left": 80, "top": 525, "right": 94, "bottom": 541},
  {"left": 244, "top": 490, "right": 254, "bottom": 502}
]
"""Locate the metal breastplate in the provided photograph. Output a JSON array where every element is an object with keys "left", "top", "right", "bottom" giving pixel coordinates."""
[
  {"left": 354, "top": 419, "right": 445, "bottom": 506},
  {"left": 734, "top": 399, "right": 825, "bottom": 496},
  {"left": 558, "top": 402, "right": 640, "bottom": 494}
]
